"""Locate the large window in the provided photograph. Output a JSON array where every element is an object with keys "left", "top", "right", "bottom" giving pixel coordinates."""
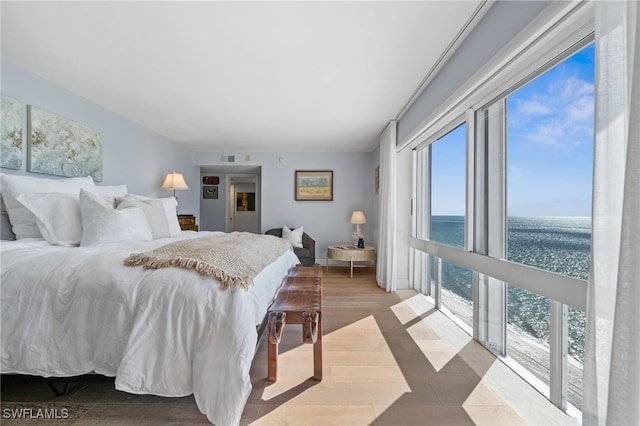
[
  {"left": 430, "top": 124, "right": 473, "bottom": 328},
  {"left": 412, "top": 40, "right": 594, "bottom": 415},
  {"left": 506, "top": 43, "right": 594, "bottom": 409}
]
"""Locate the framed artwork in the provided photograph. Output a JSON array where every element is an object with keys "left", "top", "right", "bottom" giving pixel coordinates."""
[
  {"left": 202, "top": 176, "right": 219, "bottom": 185},
  {"left": 295, "top": 170, "right": 333, "bottom": 201},
  {"left": 203, "top": 186, "right": 218, "bottom": 199},
  {"left": 236, "top": 192, "right": 255, "bottom": 211},
  {"left": 27, "top": 106, "right": 103, "bottom": 181},
  {"left": 1, "top": 95, "right": 23, "bottom": 170},
  {"left": 375, "top": 165, "right": 380, "bottom": 195}
]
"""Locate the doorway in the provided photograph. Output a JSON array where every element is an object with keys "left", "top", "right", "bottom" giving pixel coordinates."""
[
  {"left": 227, "top": 174, "right": 260, "bottom": 233},
  {"left": 199, "top": 166, "right": 261, "bottom": 233}
]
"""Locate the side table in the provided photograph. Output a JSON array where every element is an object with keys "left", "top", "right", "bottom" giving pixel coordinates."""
[
  {"left": 326, "top": 245, "right": 375, "bottom": 278},
  {"left": 178, "top": 214, "right": 198, "bottom": 231}
]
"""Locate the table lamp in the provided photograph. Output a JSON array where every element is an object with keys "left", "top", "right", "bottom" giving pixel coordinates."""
[
  {"left": 161, "top": 172, "right": 189, "bottom": 210},
  {"left": 350, "top": 210, "right": 366, "bottom": 248}
]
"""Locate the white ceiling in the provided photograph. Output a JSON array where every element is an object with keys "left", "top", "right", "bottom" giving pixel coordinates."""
[{"left": 1, "top": 1, "right": 484, "bottom": 152}]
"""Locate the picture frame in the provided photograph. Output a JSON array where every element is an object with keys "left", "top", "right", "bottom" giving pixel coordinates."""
[
  {"left": 295, "top": 170, "right": 333, "bottom": 201},
  {"left": 1, "top": 95, "right": 23, "bottom": 170},
  {"left": 203, "top": 186, "right": 218, "bottom": 199},
  {"left": 374, "top": 165, "right": 380, "bottom": 195},
  {"left": 236, "top": 192, "right": 255, "bottom": 211},
  {"left": 202, "top": 176, "right": 219, "bottom": 185},
  {"left": 27, "top": 105, "right": 103, "bottom": 181}
]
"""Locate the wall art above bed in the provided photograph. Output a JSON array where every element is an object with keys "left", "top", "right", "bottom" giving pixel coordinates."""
[
  {"left": 27, "top": 106, "right": 103, "bottom": 181},
  {"left": 1, "top": 95, "right": 23, "bottom": 170}
]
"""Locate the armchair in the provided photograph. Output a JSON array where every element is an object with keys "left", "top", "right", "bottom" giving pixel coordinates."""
[{"left": 265, "top": 227, "right": 316, "bottom": 266}]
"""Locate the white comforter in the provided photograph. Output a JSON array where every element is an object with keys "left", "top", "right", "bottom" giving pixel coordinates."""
[{"left": 0, "top": 232, "right": 298, "bottom": 426}]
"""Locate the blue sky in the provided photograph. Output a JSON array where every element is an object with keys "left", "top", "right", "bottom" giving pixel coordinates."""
[{"left": 431, "top": 43, "right": 595, "bottom": 217}]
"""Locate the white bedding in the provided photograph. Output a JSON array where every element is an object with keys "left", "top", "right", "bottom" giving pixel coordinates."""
[{"left": 1, "top": 232, "right": 299, "bottom": 426}]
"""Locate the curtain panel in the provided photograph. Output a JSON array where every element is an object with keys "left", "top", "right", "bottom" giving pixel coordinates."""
[
  {"left": 376, "top": 121, "right": 397, "bottom": 292},
  {"left": 583, "top": 2, "right": 640, "bottom": 424}
]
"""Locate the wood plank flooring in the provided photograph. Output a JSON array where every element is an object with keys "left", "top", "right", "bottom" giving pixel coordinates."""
[{"left": 1, "top": 267, "right": 577, "bottom": 425}]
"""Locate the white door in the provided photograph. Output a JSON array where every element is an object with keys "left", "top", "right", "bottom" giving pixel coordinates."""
[
  {"left": 225, "top": 175, "right": 259, "bottom": 234},
  {"left": 227, "top": 183, "right": 235, "bottom": 232}
]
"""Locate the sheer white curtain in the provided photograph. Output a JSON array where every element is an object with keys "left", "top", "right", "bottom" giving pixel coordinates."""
[
  {"left": 583, "top": 1, "right": 640, "bottom": 424},
  {"left": 376, "top": 121, "right": 397, "bottom": 292}
]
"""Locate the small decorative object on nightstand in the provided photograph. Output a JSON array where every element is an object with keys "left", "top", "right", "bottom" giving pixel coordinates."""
[
  {"left": 350, "top": 210, "right": 366, "bottom": 245},
  {"left": 177, "top": 214, "right": 198, "bottom": 231}
]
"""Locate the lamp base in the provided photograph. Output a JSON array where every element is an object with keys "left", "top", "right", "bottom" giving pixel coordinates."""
[{"left": 352, "top": 231, "right": 362, "bottom": 246}]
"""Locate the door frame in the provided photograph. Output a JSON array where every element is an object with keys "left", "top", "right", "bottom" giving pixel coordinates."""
[{"left": 225, "top": 173, "right": 260, "bottom": 233}]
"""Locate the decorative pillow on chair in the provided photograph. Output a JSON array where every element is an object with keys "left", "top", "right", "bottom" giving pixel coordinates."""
[
  {"left": 282, "top": 225, "right": 304, "bottom": 248},
  {"left": 79, "top": 189, "right": 153, "bottom": 246},
  {"left": 15, "top": 192, "right": 82, "bottom": 246}
]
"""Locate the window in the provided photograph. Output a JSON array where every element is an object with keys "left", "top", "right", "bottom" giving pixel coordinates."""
[
  {"left": 430, "top": 124, "right": 472, "bottom": 328},
  {"left": 411, "top": 41, "right": 594, "bottom": 415},
  {"left": 506, "top": 43, "right": 594, "bottom": 409}
]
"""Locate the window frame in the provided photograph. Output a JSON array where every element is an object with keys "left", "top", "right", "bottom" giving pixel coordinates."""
[{"left": 408, "top": 1, "right": 595, "bottom": 416}]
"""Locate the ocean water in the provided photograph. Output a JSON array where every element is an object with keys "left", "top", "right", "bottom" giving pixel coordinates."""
[{"left": 430, "top": 215, "right": 591, "bottom": 363}]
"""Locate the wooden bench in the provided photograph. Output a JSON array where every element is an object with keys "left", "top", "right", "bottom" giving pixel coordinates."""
[{"left": 267, "top": 265, "right": 323, "bottom": 381}]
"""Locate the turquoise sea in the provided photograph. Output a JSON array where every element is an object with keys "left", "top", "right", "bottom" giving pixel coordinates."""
[{"left": 430, "top": 215, "right": 591, "bottom": 363}]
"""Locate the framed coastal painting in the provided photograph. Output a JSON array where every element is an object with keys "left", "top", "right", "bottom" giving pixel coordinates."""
[
  {"left": 1, "top": 95, "right": 23, "bottom": 170},
  {"left": 27, "top": 106, "right": 103, "bottom": 181},
  {"left": 295, "top": 170, "right": 333, "bottom": 201}
]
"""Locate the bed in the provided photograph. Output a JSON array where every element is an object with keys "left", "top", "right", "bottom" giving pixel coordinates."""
[{"left": 0, "top": 173, "right": 299, "bottom": 426}]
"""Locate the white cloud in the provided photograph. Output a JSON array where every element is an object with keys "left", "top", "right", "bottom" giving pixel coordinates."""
[
  {"left": 518, "top": 100, "right": 552, "bottom": 116},
  {"left": 508, "top": 165, "right": 529, "bottom": 183},
  {"left": 566, "top": 95, "right": 594, "bottom": 122},
  {"left": 510, "top": 74, "right": 594, "bottom": 150},
  {"left": 526, "top": 121, "right": 565, "bottom": 146},
  {"left": 561, "top": 77, "right": 594, "bottom": 99}
]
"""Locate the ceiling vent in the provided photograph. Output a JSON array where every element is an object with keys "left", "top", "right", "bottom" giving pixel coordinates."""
[{"left": 220, "top": 155, "right": 236, "bottom": 163}]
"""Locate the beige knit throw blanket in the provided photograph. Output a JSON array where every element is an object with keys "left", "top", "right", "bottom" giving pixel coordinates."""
[{"left": 123, "top": 232, "right": 292, "bottom": 290}]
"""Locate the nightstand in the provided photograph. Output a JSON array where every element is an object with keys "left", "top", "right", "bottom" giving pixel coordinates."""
[
  {"left": 327, "top": 245, "right": 375, "bottom": 278},
  {"left": 177, "top": 214, "right": 198, "bottom": 231}
]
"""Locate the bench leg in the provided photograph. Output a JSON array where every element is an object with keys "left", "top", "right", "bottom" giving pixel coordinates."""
[
  {"left": 268, "top": 340, "right": 278, "bottom": 382},
  {"left": 302, "top": 311, "right": 319, "bottom": 344},
  {"left": 313, "top": 314, "right": 322, "bottom": 381},
  {"left": 267, "top": 311, "right": 286, "bottom": 382}
]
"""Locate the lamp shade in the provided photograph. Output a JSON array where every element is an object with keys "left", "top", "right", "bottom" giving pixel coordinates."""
[
  {"left": 350, "top": 210, "right": 366, "bottom": 225},
  {"left": 161, "top": 172, "right": 189, "bottom": 191}
]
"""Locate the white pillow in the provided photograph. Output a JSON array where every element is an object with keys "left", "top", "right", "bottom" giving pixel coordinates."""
[
  {"left": 92, "top": 184, "right": 128, "bottom": 198},
  {"left": 117, "top": 194, "right": 181, "bottom": 239},
  {"left": 79, "top": 189, "right": 153, "bottom": 246},
  {"left": 1, "top": 211, "right": 15, "bottom": 241},
  {"left": 282, "top": 225, "right": 304, "bottom": 248},
  {"left": 0, "top": 174, "right": 95, "bottom": 239},
  {"left": 15, "top": 192, "right": 82, "bottom": 246}
]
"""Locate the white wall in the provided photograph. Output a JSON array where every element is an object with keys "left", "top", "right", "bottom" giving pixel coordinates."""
[
  {"left": 1, "top": 60, "right": 200, "bottom": 218},
  {"left": 194, "top": 151, "right": 377, "bottom": 261},
  {"left": 200, "top": 171, "right": 227, "bottom": 231},
  {"left": 397, "top": 0, "right": 551, "bottom": 143}
]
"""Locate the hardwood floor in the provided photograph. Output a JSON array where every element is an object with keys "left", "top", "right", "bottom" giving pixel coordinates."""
[{"left": 1, "top": 267, "right": 577, "bottom": 425}]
